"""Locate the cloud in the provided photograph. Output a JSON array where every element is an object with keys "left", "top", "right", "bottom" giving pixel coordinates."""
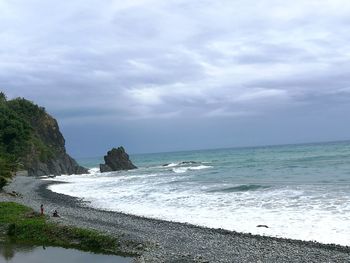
[{"left": 1, "top": 0, "right": 350, "bottom": 123}]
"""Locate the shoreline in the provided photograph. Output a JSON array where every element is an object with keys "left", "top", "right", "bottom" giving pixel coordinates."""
[
  {"left": 41, "top": 180, "right": 350, "bottom": 253},
  {"left": 1, "top": 176, "right": 350, "bottom": 262}
]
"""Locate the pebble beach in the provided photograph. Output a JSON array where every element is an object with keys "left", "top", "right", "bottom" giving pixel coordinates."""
[{"left": 1, "top": 175, "right": 350, "bottom": 263}]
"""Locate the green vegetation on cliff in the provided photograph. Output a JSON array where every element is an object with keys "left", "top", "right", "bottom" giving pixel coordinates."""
[
  {"left": 0, "top": 91, "right": 82, "bottom": 189},
  {"left": 0, "top": 93, "right": 56, "bottom": 159},
  {"left": 0, "top": 92, "right": 36, "bottom": 188}
]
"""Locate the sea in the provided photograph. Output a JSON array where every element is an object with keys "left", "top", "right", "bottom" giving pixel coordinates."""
[{"left": 47, "top": 141, "right": 350, "bottom": 246}]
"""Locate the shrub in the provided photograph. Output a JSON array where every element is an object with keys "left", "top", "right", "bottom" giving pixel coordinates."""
[{"left": 0, "top": 176, "right": 7, "bottom": 190}]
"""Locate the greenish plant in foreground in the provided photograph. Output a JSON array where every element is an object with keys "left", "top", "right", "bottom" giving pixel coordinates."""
[{"left": 0, "top": 202, "right": 127, "bottom": 255}]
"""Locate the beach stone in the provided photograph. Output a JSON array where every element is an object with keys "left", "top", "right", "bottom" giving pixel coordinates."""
[
  {"left": 100, "top": 146, "right": 137, "bottom": 172},
  {"left": 134, "top": 256, "right": 145, "bottom": 263},
  {"left": 136, "top": 244, "right": 144, "bottom": 250}
]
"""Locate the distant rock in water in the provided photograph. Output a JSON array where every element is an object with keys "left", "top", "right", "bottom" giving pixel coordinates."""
[
  {"left": 100, "top": 163, "right": 113, "bottom": 172},
  {"left": 179, "top": 161, "right": 200, "bottom": 165},
  {"left": 162, "top": 161, "right": 200, "bottom": 167},
  {"left": 256, "top": 225, "right": 269, "bottom": 228},
  {"left": 100, "top": 147, "right": 137, "bottom": 172}
]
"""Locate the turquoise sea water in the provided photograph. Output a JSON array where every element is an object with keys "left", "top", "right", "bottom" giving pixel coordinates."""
[{"left": 48, "top": 141, "right": 350, "bottom": 245}]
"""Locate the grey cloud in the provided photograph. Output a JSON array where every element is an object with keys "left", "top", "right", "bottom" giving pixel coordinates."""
[{"left": 1, "top": 0, "right": 350, "bottom": 154}]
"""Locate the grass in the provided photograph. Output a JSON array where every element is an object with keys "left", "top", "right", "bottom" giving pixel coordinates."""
[{"left": 0, "top": 202, "right": 131, "bottom": 255}]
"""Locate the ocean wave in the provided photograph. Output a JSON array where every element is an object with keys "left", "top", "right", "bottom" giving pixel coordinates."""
[
  {"left": 162, "top": 161, "right": 203, "bottom": 167},
  {"left": 162, "top": 163, "right": 178, "bottom": 167},
  {"left": 88, "top": 167, "right": 100, "bottom": 174},
  {"left": 190, "top": 165, "right": 213, "bottom": 170},
  {"left": 172, "top": 167, "right": 188, "bottom": 173},
  {"left": 208, "top": 184, "right": 270, "bottom": 193},
  {"left": 172, "top": 165, "right": 213, "bottom": 174},
  {"left": 49, "top": 141, "right": 350, "bottom": 246}
]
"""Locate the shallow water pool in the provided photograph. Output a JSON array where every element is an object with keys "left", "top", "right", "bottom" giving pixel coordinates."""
[{"left": 0, "top": 242, "right": 132, "bottom": 263}]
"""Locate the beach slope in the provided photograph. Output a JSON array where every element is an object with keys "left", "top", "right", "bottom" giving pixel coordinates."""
[{"left": 1, "top": 176, "right": 349, "bottom": 263}]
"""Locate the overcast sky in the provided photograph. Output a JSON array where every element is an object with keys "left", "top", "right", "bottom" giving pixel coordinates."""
[{"left": 1, "top": 0, "right": 350, "bottom": 157}]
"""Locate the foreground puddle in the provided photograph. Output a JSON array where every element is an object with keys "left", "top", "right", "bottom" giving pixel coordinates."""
[{"left": 0, "top": 242, "right": 132, "bottom": 263}]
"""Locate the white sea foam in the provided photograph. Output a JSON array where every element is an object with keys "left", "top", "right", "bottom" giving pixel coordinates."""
[
  {"left": 172, "top": 167, "right": 188, "bottom": 173},
  {"left": 47, "top": 167, "right": 350, "bottom": 246},
  {"left": 172, "top": 165, "right": 212, "bottom": 174},
  {"left": 190, "top": 165, "right": 213, "bottom": 170},
  {"left": 165, "top": 163, "right": 178, "bottom": 167},
  {"left": 88, "top": 167, "right": 100, "bottom": 174}
]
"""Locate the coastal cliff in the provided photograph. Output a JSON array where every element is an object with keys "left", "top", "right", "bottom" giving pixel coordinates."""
[{"left": 0, "top": 92, "right": 87, "bottom": 180}]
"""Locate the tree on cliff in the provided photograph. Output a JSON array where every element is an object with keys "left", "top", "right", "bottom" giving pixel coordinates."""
[{"left": 0, "top": 91, "right": 87, "bottom": 190}]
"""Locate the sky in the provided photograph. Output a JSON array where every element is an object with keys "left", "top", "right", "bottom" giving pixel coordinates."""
[{"left": 1, "top": 0, "right": 350, "bottom": 157}]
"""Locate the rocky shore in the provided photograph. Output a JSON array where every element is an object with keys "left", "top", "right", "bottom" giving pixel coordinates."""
[{"left": 1, "top": 176, "right": 350, "bottom": 263}]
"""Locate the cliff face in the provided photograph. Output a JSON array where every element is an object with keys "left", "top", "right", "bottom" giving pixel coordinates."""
[
  {"left": 27, "top": 152, "right": 88, "bottom": 176},
  {"left": 22, "top": 111, "right": 88, "bottom": 176},
  {"left": 0, "top": 93, "right": 87, "bottom": 176}
]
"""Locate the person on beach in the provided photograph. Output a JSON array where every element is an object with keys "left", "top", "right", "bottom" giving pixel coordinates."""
[
  {"left": 52, "top": 210, "right": 60, "bottom": 217},
  {"left": 40, "top": 204, "right": 44, "bottom": 215}
]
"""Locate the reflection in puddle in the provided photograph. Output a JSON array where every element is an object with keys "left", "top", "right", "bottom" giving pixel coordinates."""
[{"left": 0, "top": 242, "right": 132, "bottom": 263}]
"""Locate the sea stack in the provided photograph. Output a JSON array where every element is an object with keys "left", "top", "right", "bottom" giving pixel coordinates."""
[{"left": 100, "top": 146, "right": 137, "bottom": 172}]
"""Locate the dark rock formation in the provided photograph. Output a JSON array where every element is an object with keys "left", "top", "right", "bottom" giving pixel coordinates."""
[
  {"left": 24, "top": 112, "right": 88, "bottom": 176},
  {"left": 13, "top": 100, "right": 89, "bottom": 176},
  {"left": 100, "top": 163, "right": 112, "bottom": 172},
  {"left": 256, "top": 225, "right": 269, "bottom": 228},
  {"left": 100, "top": 147, "right": 137, "bottom": 172},
  {"left": 28, "top": 152, "right": 88, "bottom": 176}
]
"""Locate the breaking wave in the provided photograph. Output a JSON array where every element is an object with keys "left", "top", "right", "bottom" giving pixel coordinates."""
[
  {"left": 172, "top": 165, "right": 213, "bottom": 174},
  {"left": 208, "top": 184, "right": 270, "bottom": 193}
]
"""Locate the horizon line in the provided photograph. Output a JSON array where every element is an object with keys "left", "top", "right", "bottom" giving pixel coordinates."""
[{"left": 75, "top": 138, "right": 350, "bottom": 159}]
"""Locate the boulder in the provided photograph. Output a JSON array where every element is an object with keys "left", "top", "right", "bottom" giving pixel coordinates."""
[{"left": 100, "top": 147, "right": 137, "bottom": 172}]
